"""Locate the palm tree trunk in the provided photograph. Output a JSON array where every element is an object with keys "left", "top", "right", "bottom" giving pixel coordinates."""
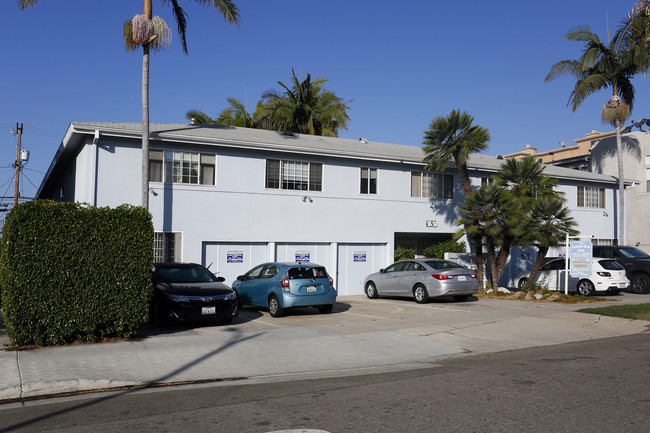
[
  {"left": 615, "top": 119, "right": 625, "bottom": 244},
  {"left": 141, "top": 0, "right": 153, "bottom": 210},
  {"left": 524, "top": 246, "right": 549, "bottom": 290},
  {"left": 141, "top": 43, "right": 150, "bottom": 209},
  {"left": 473, "top": 234, "right": 486, "bottom": 290}
]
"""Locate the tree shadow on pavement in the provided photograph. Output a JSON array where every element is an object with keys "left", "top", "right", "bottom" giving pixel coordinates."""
[{"left": 0, "top": 329, "right": 264, "bottom": 433}]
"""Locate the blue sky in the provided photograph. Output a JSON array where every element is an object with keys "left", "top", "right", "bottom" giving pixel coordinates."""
[{"left": 2, "top": 1, "right": 649, "bottom": 202}]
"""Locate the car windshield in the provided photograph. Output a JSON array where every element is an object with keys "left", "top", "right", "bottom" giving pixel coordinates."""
[
  {"left": 157, "top": 266, "right": 217, "bottom": 283},
  {"left": 598, "top": 259, "right": 624, "bottom": 270},
  {"left": 423, "top": 260, "right": 464, "bottom": 270},
  {"left": 618, "top": 247, "right": 650, "bottom": 259},
  {"left": 288, "top": 267, "right": 327, "bottom": 279}
]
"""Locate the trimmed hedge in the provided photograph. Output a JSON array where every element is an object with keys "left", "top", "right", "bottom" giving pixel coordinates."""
[
  {"left": 422, "top": 240, "right": 467, "bottom": 259},
  {"left": 0, "top": 201, "right": 153, "bottom": 346}
]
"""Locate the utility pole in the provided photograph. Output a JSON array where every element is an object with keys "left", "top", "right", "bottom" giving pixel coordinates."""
[{"left": 14, "top": 123, "right": 23, "bottom": 207}]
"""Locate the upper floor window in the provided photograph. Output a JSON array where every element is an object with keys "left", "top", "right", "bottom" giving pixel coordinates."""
[
  {"left": 411, "top": 172, "right": 453, "bottom": 199},
  {"left": 149, "top": 150, "right": 215, "bottom": 185},
  {"left": 360, "top": 167, "right": 377, "bottom": 194},
  {"left": 577, "top": 186, "right": 605, "bottom": 208},
  {"left": 154, "top": 232, "right": 182, "bottom": 262},
  {"left": 265, "top": 159, "right": 322, "bottom": 191}
]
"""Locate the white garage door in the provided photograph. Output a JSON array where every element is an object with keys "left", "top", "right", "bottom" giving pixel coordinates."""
[
  {"left": 337, "top": 243, "right": 387, "bottom": 296},
  {"left": 202, "top": 242, "right": 268, "bottom": 286}
]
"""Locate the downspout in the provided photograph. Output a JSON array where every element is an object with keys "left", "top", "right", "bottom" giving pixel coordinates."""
[{"left": 92, "top": 130, "right": 100, "bottom": 206}]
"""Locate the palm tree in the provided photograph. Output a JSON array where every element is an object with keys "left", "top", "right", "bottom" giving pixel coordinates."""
[
  {"left": 255, "top": 69, "right": 350, "bottom": 137},
  {"left": 459, "top": 183, "right": 523, "bottom": 290},
  {"left": 422, "top": 109, "right": 490, "bottom": 287},
  {"left": 545, "top": 24, "right": 645, "bottom": 244},
  {"left": 186, "top": 97, "right": 261, "bottom": 128},
  {"left": 19, "top": 1, "right": 240, "bottom": 209},
  {"left": 491, "top": 156, "right": 561, "bottom": 283},
  {"left": 522, "top": 196, "right": 578, "bottom": 290}
]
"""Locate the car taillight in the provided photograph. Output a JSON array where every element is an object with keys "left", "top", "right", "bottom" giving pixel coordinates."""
[
  {"left": 431, "top": 274, "right": 453, "bottom": 280},
  {"left": 329, "top": 276, "right": 334, "bottom": 288},
  {"left": 470, "top": 274, "right": 477, "bottom": 279},
  {"left": 597, "top": 271, "right": 611, "bottom": 277},
  {"left": 281, "top": 278, "right": 290, "bottom": 291}
]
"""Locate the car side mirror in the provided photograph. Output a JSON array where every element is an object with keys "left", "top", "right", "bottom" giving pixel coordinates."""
[
  {"left": 236, "top": 275, "right": 245, "bottom": 281},
  {"left": 379, "top": 269, "right": 385, "bottom": 274},
  {"left": 216, "top": 276, "right": 226, "bottom": 283}
]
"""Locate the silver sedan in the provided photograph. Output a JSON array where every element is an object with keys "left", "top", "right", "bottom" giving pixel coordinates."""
[{"left": 363, "top": 259, "right": 479, "bottom": 303}]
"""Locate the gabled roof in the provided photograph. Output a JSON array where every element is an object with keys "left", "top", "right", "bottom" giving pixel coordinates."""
[{"left": 38, "top": 122, "right": 621, "bottom": 197}]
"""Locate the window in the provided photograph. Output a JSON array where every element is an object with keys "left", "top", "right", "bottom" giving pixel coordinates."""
[
  {"left": 411, "top": 172, "right": 453, "bottom": 199},
  {"left": 149, "top": 150, "right": 215, "bottom": 185},
  {"left": 481, "top": 177, "right": 493, "bottom": 187},
  {"left": 154, "top": 232, "right": 181, "bottom": 262},
  {"left": 360, "top": 167, "right": 377, "bottom": 194},
  {"left": 577, "top": 186, "right": 605, "bottom": 208},
  {"left": 265, "top": 159, "right": 322, "bottom": 191}
]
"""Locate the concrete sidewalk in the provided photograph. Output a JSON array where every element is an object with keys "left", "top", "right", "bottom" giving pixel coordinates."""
[{"left": 1, "top": 294, "right": 649, "bottom": 403}]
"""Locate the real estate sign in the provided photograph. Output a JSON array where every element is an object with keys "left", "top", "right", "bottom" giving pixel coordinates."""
[{"left": 570, "top": 240, "right": 592, "bottom": 278}]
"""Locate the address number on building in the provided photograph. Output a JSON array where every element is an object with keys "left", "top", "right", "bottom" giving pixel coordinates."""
[{"left": 426, "top": 220, "right": 438, "bottom": 228}]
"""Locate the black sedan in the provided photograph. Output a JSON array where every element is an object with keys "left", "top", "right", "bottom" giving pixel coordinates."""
[{"left": 151, "top": 263, "right": 239, "bottom": 325}]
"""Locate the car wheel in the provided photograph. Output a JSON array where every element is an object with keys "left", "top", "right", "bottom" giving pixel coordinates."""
[
  {"left": 631, "top": 274, "right": 650, "bottom": 294},
  {"left": 268, "top": 295, "right": 284, "bottom": 317},
  {"left": 413, "top": 284, "right": 429, "bottom": 304},
  {"left": 453, "top": 295, "right": 469, "bottom": 302},
  {"left": 365, "top": 282, "right": 379, "bottom": 299},
  {"left": 318, "top": 304, "right": 333, "bottom": 314},
  {"left": 577, "top": 280, "right": 595, "bottom": 296},
  {"left": 518, "top": 277, "right": 528, "bottom": 290}
]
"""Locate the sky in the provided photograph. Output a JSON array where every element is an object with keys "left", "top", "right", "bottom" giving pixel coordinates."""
[{"left": 2, "top": 0, "right": 650, "bottom": 204}]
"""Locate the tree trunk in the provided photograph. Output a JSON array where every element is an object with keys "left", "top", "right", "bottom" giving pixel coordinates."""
[
  {"left": 486, "top": 237, "right": 499, "bottom": 290},
  {"left": 141, "top": 43, "right": 150, "bottom": 209},
  {"left": 524, "top": 246, "right": 549, "bottom": 290},
  {"left": 493, "top": 236, "right": 514, "bottom": 289},
  {"left": 615, "top": 119, "right": 625, "bottom": 244}
]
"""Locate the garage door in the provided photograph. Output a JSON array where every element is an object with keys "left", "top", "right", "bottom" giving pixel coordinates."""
[
  {"left": 202, "top": 242, "right": 268, "bottom": 286},
  {"left": 337, "top": 243, "right": 387, "bottom": 296}
]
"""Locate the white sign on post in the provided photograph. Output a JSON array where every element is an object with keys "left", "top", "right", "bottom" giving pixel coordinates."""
[{"left": 570, "top": 240, "right": 592, "bottom": 278}]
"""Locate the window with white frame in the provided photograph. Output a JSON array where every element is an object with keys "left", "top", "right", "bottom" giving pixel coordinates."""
[
  {"left": 577, "top": 186, "right": 605, "bottom": 208},
  {"left": 265, "top": 159, "right": 322, "bottom": 191},
  {"left": 149, "top": 150, "right": 215, "bottom": 185},
  {"left": 411, "top": 172, "right": 453, "bottom": 199},
  {"left": 360, "top": 167, "right": 377, "bottom": 194},
  {"left": 154, "top": 232, "right": 182, "bottom": 262}
]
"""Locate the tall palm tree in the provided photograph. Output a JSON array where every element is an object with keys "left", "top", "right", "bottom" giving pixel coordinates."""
[
  {"left": 255, "top": 69, "right": 350, "bottom": 137},
  {"left": 19, "top": 1, "right": 240, "bottom": 209},
  {"left": 545, "top": 24, "right": 644, "bottom": 244},
  {"left": 422, "top": 109, "right": 490, "bottom": 287},
  {"left": 522, "top": 196, "right": 578, "bottom": 290}
]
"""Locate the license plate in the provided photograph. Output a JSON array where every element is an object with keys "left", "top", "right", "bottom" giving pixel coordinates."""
[
  {"left": 457, "top": 276, "right": 467, "bottom": 281},
  {"left": 306, "top": 286, "right": 317, "bottom": 293},
  {"left": 202, "top": 306, "right": 216, "bottom": 315}
]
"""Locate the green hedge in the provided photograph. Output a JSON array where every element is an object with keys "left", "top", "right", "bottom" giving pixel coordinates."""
[
  {"left": 422, "top": 240, "right": 466, "bottom": 259},
  {"left": 0, "top": 201, "right": 153, "bottom": 346}
]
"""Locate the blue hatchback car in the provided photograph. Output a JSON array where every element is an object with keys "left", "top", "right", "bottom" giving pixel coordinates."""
[{"left": 232, "top": 262, "right": 337, "bottom": 317}]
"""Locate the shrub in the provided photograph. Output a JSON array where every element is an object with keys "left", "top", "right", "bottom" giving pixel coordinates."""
[
  {"left": 394, "top": 245, "right": 415, "bottom": 261},
  {"left": 422, "top": 240, "right": 466, "bottom": 259},
  {"left": 0, "top": 201, "right": 153, "bottom": 346}
]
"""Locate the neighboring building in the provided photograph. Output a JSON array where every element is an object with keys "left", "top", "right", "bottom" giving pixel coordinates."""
[
  {"left": 37, "top": 123, "right": 622, "bottom": 292},
  {"left": 506, "top": 129, "right": 648, "bottom": 253}
]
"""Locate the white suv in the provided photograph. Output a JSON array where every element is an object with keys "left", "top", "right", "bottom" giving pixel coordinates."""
[{"left": 516, "top": 258, "right": 629, "bottom": 296}]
